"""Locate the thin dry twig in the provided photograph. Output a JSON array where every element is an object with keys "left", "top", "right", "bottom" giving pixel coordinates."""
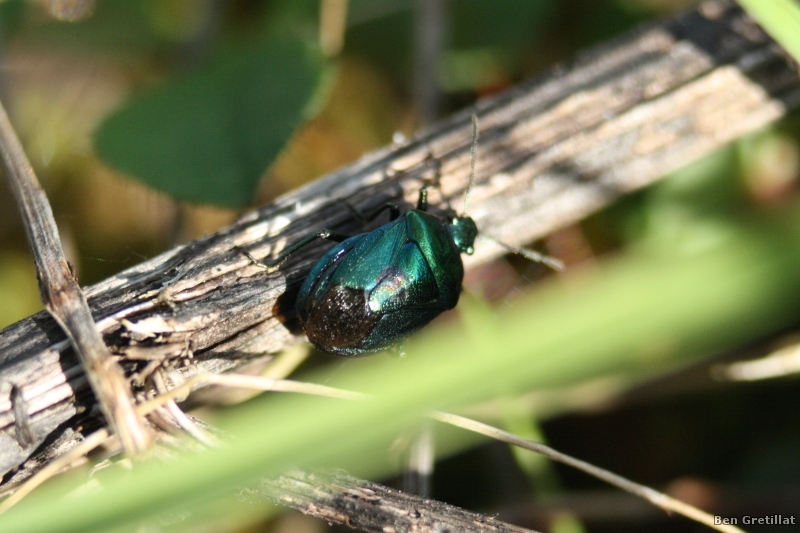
[
  {"left": 0, "top": 372, "right": 366, "bottom": 513},
  {"left": 430, "top": 411, "right": 746, "bottom": 533},
  {"left": 136, "top": 372, "right": 368, "bottom": 416},
  {"left": 0, "top": 428, "right": 112, "bottom": 514},
  {"left": 0, "top": 98, "right": 150, "bottom": 455},
  {"left": 150, "top": 371, "right": 219, "bottom": 448}
]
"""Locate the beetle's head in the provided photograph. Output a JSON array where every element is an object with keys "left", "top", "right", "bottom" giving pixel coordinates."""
[{"left": 449, "top": 216, "right": 478, "bottom": 255}]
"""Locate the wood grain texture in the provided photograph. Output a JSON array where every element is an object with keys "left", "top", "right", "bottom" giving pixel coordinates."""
[
  {"left": 0, "top": 0, "right": 798, "bottom": 489},
  {"left": 256, "top": 469, "right": 539, "bottom": 533}
]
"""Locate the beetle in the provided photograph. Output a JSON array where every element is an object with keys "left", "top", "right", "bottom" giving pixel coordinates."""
[{"left": 247, "top": 116, "right": 560, "bottom": 356}]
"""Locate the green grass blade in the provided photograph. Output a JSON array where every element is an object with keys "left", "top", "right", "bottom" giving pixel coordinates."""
[
  {"left": 737, "top": 0, "right": 800, "bottom": 63},
  {"left": 4, "top": 209, "right": 800, "bottom": 532}
]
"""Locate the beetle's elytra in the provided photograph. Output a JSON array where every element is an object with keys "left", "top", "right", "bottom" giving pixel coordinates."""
[{"left": 295, "top": 191, "right": 478, "bottom": 356}]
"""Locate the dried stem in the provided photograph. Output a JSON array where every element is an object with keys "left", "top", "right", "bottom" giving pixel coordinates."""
[
  {"left": 430, "top": 411, "right": 746, "bottom": 533},
  {"left": 0, "top": 99, "right": 150, "bottom": 455}
]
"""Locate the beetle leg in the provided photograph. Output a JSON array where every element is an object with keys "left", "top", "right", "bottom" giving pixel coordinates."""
[
  {"left": 239, "top": 248, "right": 271, "bottom": 270},
  {"left": 416, "top": 185, "right": 429, "bottom": 211},
  {"left": 239, "top": 229, "right": 351, "bottom": 273},
  {"left": 422, "top": 150, "right": 443, "bottom": 190}
]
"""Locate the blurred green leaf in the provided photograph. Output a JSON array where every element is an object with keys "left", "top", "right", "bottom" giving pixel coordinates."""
[
  {"left": 5, "top": 198, "right": 800, "bottom": 532},
  {"left": 0, "top": 0, "right": 26, "bottom": 41},
  {"left": 449, "top": 0, "right": 555, "bottom": 50},
  {"left": 264, "top": 0, "right": 320, "bottom": 40},
  {"left": 345, "top": 1, "right": 413, "bottom": 77},
  {"left": 346, "top": 0, "right": 557, "bottom": 90},
  {"left": 738, "top": 0, "right": 800, "bottom": 64},
  {"left": 95, "top": 37, "right": 329, "bottom": 207}
]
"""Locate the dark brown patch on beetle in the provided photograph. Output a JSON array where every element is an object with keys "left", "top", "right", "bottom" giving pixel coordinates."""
[{"left": 301, "top": 286, "right": 380, "bottom": 352}]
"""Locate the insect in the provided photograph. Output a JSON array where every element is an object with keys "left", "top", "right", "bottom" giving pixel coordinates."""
[{"left": 247, "top": 116, "right": 561, "bottom": 356}]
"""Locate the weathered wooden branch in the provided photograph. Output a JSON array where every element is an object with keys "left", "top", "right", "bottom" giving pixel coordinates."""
[
  {"left": 0, "top": 99, "right": 151, "bottom": 457},
  {"left": 0, "top": 0, "right": 798, "bottom": 491},
  {"left": 255, "top": 469, "right": 539, "bottom": 533}
]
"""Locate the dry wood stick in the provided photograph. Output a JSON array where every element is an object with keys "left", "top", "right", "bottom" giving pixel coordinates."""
[
  {"left": 256, "top": 469, "right": 540, "bottom": 533},
  {"left": 0, "top": 0, "right": 798, "bottom": 489},
  {"left": 0, "top": 101, "right": 151, "bottom": 457}
]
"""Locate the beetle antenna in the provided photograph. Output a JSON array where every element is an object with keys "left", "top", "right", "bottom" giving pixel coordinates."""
[
  {"left": 478, "top": 235, "right": 564, "bottom": 271},
  {"left": 462, "top": 114, "right": 478, "bottom": 216}
]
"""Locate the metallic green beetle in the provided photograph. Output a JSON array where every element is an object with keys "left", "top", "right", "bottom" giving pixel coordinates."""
[
  {"left": 292, "top": 187, "right": 478, "bottom": 355},
  {"left": 252, "top": 116, "right": 559, "bottom": 356}
]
